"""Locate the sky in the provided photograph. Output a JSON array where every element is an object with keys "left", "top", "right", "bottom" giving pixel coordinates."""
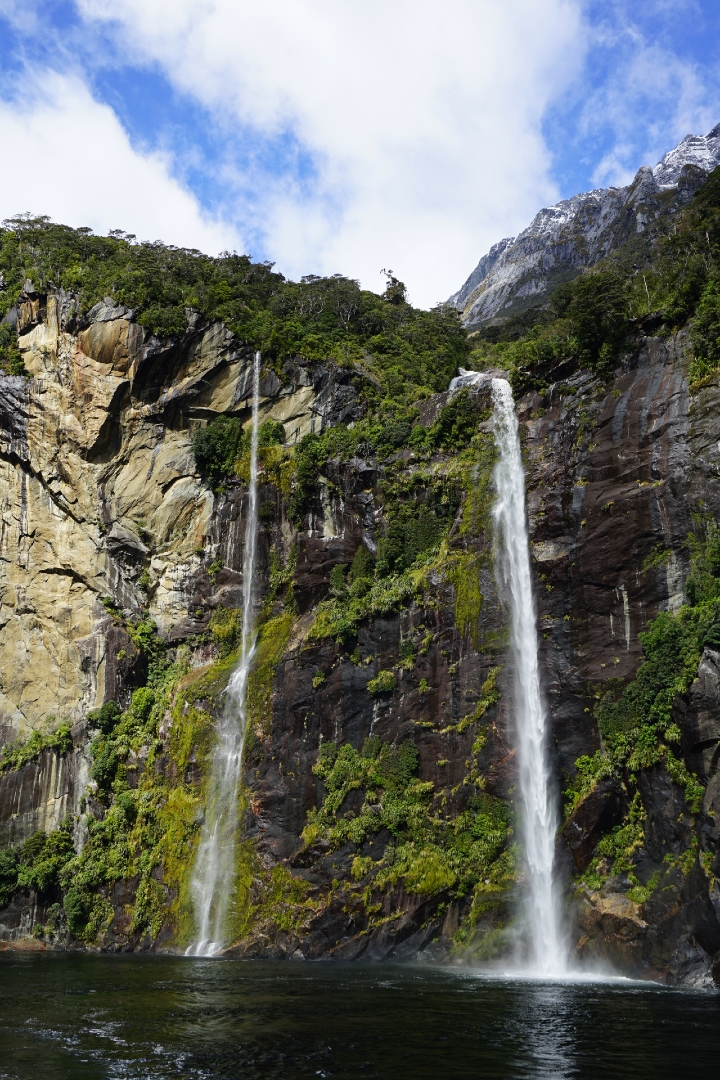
[{"left": 0, "top": 1, "right": 720, "bottom": 307}]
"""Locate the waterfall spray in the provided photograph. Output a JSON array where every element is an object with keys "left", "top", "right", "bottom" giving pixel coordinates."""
[
  {"left": 490, "top": 376, "right": 566, "bottom": 975},
  {"left": 186, "top": 351, "right": 261, "bottom": 957}
]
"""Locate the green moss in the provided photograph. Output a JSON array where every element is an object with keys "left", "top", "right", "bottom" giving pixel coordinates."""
[
  {"left": 0, "top": 719, "right": 73, "bottom": 776},
  {"left": 247, "top": 611, "right": 294, "bottom": 738},
  {"left": 230, "top": 835, "right": 322, "bottom": 944},
  {"left": 367, "top": 670, "right": 398, "bottom": 695},
  {"left": 309, "top": 571, "right": 417, "bottom": 643},
  {"left": 302, "top": 737, "right": 512, "bottom": 907},
  {"left": 459, "top": 433, "right": 497, "bottom": 538},
  {"left": 209, "top": 606, "right": 243, "bottom": 658},
  {"left": 446, "top": 551, "right": 484, "bottom": 649}
]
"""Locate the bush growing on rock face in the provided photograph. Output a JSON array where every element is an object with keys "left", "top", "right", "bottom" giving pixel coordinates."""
[
  {"left": 0, "top": 323, "right": 26, "bottom": 376},
  {"left": 86, "top": 701, "right": 121, "bottom": 734},
  {"left": 0, "top": 848, "right": 19, "bottom": 907},
  {"left": 63, "top": 886, "right": 91, "bottom": 938},
  {"left": 560, "top": 271, "right": 631, "bottom": 373},
  {"left": 367, "top": 669, "right": 398, "bottom": 695},
  {"left": 0, "top": 719, "right": 73, "bottom": 776},
  {"left": 192, "top": 416, "right": 245, "bottom": 487},
  {"left": 689, "top": 279, "right": 720, "bottom": 382},
  {"left": 427, "top": 389, "right": 481, "bottom": 451},
  {"left": 259, "top": 419, "right": 285, "bottom": 446},
  {"left": 0, "top": 820, "right": 76, "bottom": 909}
]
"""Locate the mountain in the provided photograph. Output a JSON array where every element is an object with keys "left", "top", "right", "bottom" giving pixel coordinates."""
[{"left": 450, "top": 124, "right": 720, "bottom": 330}]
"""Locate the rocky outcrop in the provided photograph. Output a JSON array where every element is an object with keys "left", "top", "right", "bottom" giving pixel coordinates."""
[{"left": 450, "top": 124, "right": 720, "bottom": 328}]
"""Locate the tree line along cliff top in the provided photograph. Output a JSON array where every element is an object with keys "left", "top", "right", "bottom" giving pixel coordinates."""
[{"left": 2, "top": 162, "right": 720, "bottom": 414}]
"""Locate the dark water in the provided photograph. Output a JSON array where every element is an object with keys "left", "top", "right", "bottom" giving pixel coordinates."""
[{"left": 0, "top": 955, "right": 718, "bottom": 1080}]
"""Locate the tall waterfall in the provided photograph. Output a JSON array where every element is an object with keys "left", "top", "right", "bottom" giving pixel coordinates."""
[
  {"left": 187, "top": 351, "right": 261, "bottom": 957},
  {"left": 490, "top": 376, "right": 566, "bottom": 975}
]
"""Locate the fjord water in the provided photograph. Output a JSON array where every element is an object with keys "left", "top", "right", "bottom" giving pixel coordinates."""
[
  {"left": 1, "top": 954, "right": 718, "bottom": 1080},
  {"left": 490, "top": 377, "right": 566, "bottom": 975},
  {"left": 186, "top": 351, "right": 262, "bottom": 957}
]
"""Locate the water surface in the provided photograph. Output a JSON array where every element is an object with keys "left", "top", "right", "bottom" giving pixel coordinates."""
[{"left": 0, "top": 954, "right": 718, "bottom": 1079}]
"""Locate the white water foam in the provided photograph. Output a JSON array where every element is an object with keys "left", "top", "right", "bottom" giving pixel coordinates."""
[
  {"left": 186, "top": 351, "right": 261, "bottom": 957},
  {"left": 490, "top": 376, "right": 567, "bottom": 977}
]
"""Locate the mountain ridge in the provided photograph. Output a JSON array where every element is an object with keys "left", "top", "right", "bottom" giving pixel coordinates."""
[{"left": 451, "top": 123, "right": 720, "bottom": 329}]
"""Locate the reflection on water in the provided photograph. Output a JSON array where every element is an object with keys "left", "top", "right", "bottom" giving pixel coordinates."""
[{"left": 0, "top": 955, "right": 718, "bottom": 1080}]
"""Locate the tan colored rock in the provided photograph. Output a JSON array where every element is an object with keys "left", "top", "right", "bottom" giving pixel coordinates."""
[{"left": 0, "top": 296, "right": 354, "bottom": 742}]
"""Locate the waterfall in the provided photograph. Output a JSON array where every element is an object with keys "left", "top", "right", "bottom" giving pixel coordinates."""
[
  {"left": 186, "top": 351, "right": 261, "bottom": 957},
  {"left": 489, "top": 376, "right": 566, "bottom": 976}
]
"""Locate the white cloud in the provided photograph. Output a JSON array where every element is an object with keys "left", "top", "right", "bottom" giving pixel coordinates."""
[
  {"left": 0, "top": 69, "right": 241, "bottom": 254},
  {"left": 75, "top": 0, "right": 586, "bottom": 305}
]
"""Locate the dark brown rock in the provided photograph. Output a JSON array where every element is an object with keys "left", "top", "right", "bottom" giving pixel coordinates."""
[{"left": 563, "top": 778, "right": 627, "bottom": 872}]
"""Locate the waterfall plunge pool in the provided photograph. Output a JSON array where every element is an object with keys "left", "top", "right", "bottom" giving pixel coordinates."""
[{"left": 0, "top": 953, "right": 717, "bottom": 1080}]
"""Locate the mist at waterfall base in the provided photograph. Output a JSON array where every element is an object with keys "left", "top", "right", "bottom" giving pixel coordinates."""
[
  {"left": 186, "top": 351, "right": 261, "bottom": 957},
  {"left": 2, "top": 954, "right": 719, "bottom": 1080}
]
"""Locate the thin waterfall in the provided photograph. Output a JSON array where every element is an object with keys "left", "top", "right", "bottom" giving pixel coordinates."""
[
  {"left": 489, "top": 376, "right": 566, "bottom": 976},
  {"left": 186, "top": 351, "right": 261, "bottom": 957}
]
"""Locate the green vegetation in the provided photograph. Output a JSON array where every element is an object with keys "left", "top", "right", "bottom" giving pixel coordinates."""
[
  {"left": 566, "top": 519, "right": 720, "bottom": 889},
  {"left": 0, "top": 719, "right": 73, "bottom": 776},
  {"left": 0, "top": 613, "right": 229, "bottom": 945},
  {"left": 0, "top": 217, "right": 466, "bottom": 399},
  {"left": 0, "top": 819, "right": 75, "bottom": 912},
  {"left": 469, "top": 164, "right": 720, "bottom": 390},
  {"left": 209, "top": 606, "right": 243, "bottom": 658},
  {"left": 366, "top": 670, "right": 398, "bottom": 695},
  {"left": 303, "top": 736, "right": 513, "bottom": 904},
  {"left": 471, "top": 269, "right": 633, "bottom": 389},
  {"left": 0, "top": 323, "right": 26, "bottom": 375},
  {"left": 192, "top": 416, "right": 246, "bottom": 487},
  {"left": 192, "top": 417, "right": 287, "bottom": 489}
]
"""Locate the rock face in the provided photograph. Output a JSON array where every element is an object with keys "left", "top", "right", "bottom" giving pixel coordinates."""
[
  {"left": 0, "top": 288, "right": 357, "bottom": 743},
  {"left": 450, "top": 124, "right": 720, "bottom": 328},
  {"left": 0, "top": 724, "right": 89, "bottom": 847},
  {"left": 1, "top": 293, "right": 720, "bottom": 985}
]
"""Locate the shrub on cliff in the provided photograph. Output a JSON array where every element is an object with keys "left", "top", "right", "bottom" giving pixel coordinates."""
[
  {"left": 0, "top": 719, "right": 73, "bottom": 776},
  {"left": 367, "top": 670, "right": 398, "bottom": 695},
  {"left": 0, "top": 324, "right": 26, "bottom": 376},
  {"left": 689, "top": 278, "right": 720, "bottom": 383},
  {"left": 192, "top": 415, "right": 245, "bottom": 487}
]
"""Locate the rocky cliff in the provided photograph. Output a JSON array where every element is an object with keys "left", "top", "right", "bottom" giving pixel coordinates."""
[
  {"left": 450, "top": 124, "right": 720, "bottom": 331},
  {"left": 0, "top": 209, "right": 720, "bottom": 986}
]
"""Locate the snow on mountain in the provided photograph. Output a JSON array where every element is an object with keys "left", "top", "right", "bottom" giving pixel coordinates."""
[{"left": 452, "top": 124, "right": 720, "bottom": 329}]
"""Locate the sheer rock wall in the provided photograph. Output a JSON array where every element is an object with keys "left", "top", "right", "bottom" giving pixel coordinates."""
[{"left": 1, "top": 296, "right": 720, "bottom": 983}]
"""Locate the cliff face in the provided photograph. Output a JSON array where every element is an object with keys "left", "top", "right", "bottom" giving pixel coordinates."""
[
  {"left": 450, "top": 124, "right": 720, "bottom": 330},
  {"left": 1, "top": 290, "right": 720, "bottom": 985},
  {"left": 0, "top": 287, "right": 355, "bottom": 746}
]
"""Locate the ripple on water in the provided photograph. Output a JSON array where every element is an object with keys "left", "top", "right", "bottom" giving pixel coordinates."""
[{"left": 0, "top": 954, "right": 718, "bottom": 1080}]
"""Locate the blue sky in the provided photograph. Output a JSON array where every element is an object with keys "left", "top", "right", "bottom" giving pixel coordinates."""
[{"left": 1, "top": 0, "right": 719, "bottom": 306}]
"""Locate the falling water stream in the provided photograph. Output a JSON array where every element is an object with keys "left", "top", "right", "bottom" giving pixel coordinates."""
[
  {"left": 186, "top": 351, "right": 261, "bottom": 957},
  {"left": 490, "top": 376, "right": 566, "bottom": 975},
  {"left": 450, "top": 368, "right": 567, "bottom": 975}
]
